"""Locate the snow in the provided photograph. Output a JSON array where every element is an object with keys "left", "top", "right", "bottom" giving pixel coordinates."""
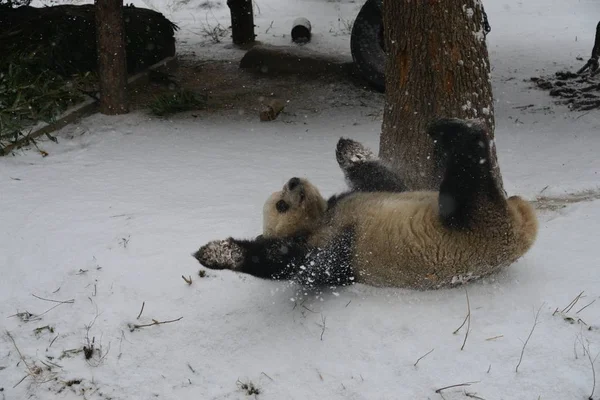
[{"left": 2, "top": 0, "right": 600, "bottom": 399}]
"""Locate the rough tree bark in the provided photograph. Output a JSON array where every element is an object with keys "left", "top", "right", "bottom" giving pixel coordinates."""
[
  {"left": 95, "top": 0, "right": 128, "bottom": 115},
  {"left": 227, "top": 0, "right": 256, "bottom": 45},
  {"left": 380, "top": 0, "right": 500, "bottom": 191}
]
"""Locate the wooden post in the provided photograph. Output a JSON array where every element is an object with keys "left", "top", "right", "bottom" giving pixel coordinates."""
[
  {"left": 95, "top": 0, "right": 129, "bottom": 115},
  {"left": 227, "top": 0, "right": 256, "bottom": 45}
]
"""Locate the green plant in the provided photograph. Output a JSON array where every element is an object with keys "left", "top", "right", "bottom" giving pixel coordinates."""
[
  {"left": 0, "top": 55, "right": 82, "bottom": 152},
  {"left": 149, "top": 90, "right": 206, "bottom": 117}
]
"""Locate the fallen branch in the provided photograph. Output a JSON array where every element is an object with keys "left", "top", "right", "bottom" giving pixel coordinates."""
[
  {"left": 414, "top": 348, "right": 434, "bottom": 367},
  {"left": 515, "top": 303, "right": 544, "bottom": 372},
  {"left": 128, "top": 317, "right": 183, "bottom": 332},
  {"left": 182, "top": 275, "right": 192, "bottom": 285}
]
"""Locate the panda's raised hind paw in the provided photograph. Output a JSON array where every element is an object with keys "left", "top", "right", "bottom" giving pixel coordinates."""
[
  {"left": 336, "top": 137, "right": 375, "bottom": 170},
  {"left": 193, "top": 239, "right": 244, "bottom": 270},
  {"left": 426, "top": 118, "right": 488, "bottom": 150}
]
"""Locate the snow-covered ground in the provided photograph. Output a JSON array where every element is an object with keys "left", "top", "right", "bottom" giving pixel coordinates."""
[{"left": 2, "top": 0, "right": 600, "bottom": 399}]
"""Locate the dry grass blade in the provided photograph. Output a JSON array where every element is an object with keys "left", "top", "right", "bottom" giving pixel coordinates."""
[
  {"left": 414, "top": 348, "right": 434, "bottom": 367},
  {"left": 435, "top": 381, "right": 479, "bottom": 393},
  {"left": 515, "top": 303, "right": 544, "bottom": 373},
  {"left": 580, "top": 335, "right": 597, "bottom": 400},
  {"left": 562, "top": 291, "right": 584, "bottom": 314},
  {"left": 577, "top": 299, "right": 596, "bottom": 314},
  {"left": 465, "top": 392, "right": 487, "bottom": 400},
  {"left": 129, "top": 317, "right": 183, "bottom": 332},
  {"left": 485, "top": 335, "right": 503, "bottom": 341},
  {"left": 6, "top": 330, "right": 44, "bottom": 387},
  {"left": 136, "top": 301, "right": 145, "bottom": 320},
  {"left": 31, "top": 294, "right": 74, "bottom": 304}
]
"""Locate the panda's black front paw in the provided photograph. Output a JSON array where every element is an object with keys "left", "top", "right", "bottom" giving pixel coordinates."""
[
  {"left": 193, "top": 239, "right": 245, "bottom": 270},
  {"left": 336, "top": 137, "right": 375, "bottom": 170}
]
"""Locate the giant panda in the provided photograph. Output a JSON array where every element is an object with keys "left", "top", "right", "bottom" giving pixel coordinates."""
[{"left": 193, "top": 118, "right": 539, "bottom": 290}]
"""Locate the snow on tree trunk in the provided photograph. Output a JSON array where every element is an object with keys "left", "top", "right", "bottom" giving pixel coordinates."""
[
  {"left": 380, "top": 0, "right": 501, "bottom": 191},
  {"left": 95, "top": 0, "right": 129, "bottom": 115}
]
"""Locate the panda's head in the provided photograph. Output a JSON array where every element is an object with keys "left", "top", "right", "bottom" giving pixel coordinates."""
[{"left": 262, "top": 177, "right": 327, "bottom": 238}]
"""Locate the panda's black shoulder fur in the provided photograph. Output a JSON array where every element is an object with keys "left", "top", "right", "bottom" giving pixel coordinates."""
[{"left": 326, "top": 191, "right": 355, "bottom": 211}]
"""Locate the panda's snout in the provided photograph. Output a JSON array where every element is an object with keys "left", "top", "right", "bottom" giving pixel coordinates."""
[{"left": 288, "top": 177, "right": 301, "bottom": 190}]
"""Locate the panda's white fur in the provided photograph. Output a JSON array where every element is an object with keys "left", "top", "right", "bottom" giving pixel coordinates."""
[{"left": 262, "top": 179, "right": 538, "bottom": 289}]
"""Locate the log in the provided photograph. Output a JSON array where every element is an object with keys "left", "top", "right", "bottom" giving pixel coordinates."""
[{"left": 240, "top": 44, "right": 351, "bottom": 76}]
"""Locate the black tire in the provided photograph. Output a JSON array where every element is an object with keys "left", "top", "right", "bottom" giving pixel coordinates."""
[{"left": 350, "top": 0, "right": 385, "bottom": 92}]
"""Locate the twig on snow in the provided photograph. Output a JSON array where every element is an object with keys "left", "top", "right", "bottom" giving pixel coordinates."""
[
  {"left": 182, "top": 275, "right": 192, "bottom": 285},
  {"left": 302, "top": 305, "right": 318, "bottom": 314},
  {"left": 453, "top": 288, "right": 470, "bottom": 338},
  {"left": 319, "top": 314, "right": 326, "bottom": 341},
  {"left": 465, "top": 392, "right": 487, "bottom": 400},
  {"left": 32, "top": 294, "right": 74, "bottom": 304},
  {"left": 136, "top": 301, "right": 145, "bottom": 320},
  {"left": 580, "top": 335, "right": 597, "bottom": 400},
  {"left": 265, "top": 20, "right": 274, "bottom": 34},
  {"left": 435, "top": 381, "right": 479, "bottom": 394},
  {"left": 13, "top": 374, "right": 29, "bottom": 388},
  {"left": 6, "top": 331, "right": 43, "bottom": 387},
  {"left": 562, "top": 291, "right": 584, "bottom": 314},
  {"left": 316, "top": 368, "right": 324, "bottom": 381},
  {"left": 454, "top": 288, "right": 471, "bottom": 351},
  {"left": 515, "top": 303, "right": 544, "bottom": 373},
  {"left": 414, "top": 348, "right": 434, "bottom": 367},
  {"left": 128, "top": 317, "right": 183, "bottom": 332},
  {"left": 485, "top": 335, "right": 503, "bottom": 341},
  {"left": 48, "top": 335, "right": 59, "bottom": 349},
  {"left": 577, "top": 299, "right": 596, "bottom": 315},
  {"left": 261, "top": 371, "right": 274, "bottom": 381}
]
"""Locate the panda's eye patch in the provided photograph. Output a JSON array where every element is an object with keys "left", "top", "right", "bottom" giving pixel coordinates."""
[{"left": 276, "top": 200, "right": 290, "bottom": 213}]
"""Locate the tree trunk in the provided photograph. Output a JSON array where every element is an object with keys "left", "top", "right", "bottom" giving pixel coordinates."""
[
  {"left": 381, "top": 0, "right": 500, "bottom": 191},
  {"left": 227, "top": 0, "right": 256, "bottom": 45},
  {"left": 95, "top": 0, "right": 128, "bottom": 115}
]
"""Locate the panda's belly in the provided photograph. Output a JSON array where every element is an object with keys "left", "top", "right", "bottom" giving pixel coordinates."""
[{"left": 333, "top": 193, "right": 510, "bottom": 289}]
